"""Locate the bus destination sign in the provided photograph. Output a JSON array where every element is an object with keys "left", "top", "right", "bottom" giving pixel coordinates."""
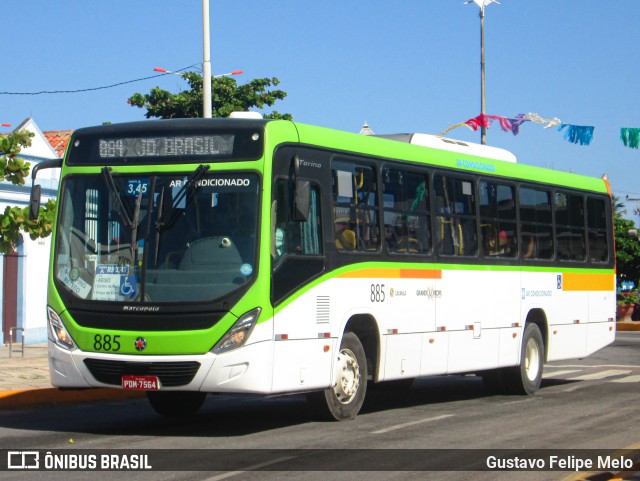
[{"left": 99, "top": 135, "right": 234, "bottom": 159}]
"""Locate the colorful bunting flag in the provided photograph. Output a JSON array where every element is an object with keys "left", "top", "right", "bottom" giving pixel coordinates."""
[
  {"left": 439, "top": 112, "right": 597, "bottom": 147},
  {"left": 557, "top": 124, "right": 594, "bottom": 146},
  {"left": 620, "top": 128, "right": 640, "bottom": 149},
  {"left": 521, "top": 113, "right": 561, "bottom": 130},
  {"left": 438, "top": 114, "right": 512, "bottom": 137}
]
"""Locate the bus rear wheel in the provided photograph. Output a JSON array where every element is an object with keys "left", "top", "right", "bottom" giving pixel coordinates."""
[
  {"left": 307, "top": 332, "right": 367, "bottom": 421},
  {"left": 146, "top": 391, "right": 207, "bottom": 417},
  {"left": 504, "top": 323, "right": 544, "bottom": 395}
]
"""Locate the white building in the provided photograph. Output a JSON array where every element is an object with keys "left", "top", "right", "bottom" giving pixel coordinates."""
[{"left": 1, "top": 119, "right": 69, "bottom": 345}]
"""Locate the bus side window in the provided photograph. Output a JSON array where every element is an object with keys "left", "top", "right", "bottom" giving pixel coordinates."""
[
  {"left": 587, "top": 196, "right": 609, "bottom": 263},
  {"left": 382, "top": 167, "right": 431, "bottom": 255},
  {"left": 332, "top": 161, "right": 379, "bottom": 252},
  {"left": 273, "top": 179, "right": 322, "bottom": 263},
  {"left": 519, "top": 187, "right": 553, "bottom": 260},
  {"left": 556, "top": 191, "right": 586, "bottom": 262},
  {"left": 434, "top": 174, "right": 477, "bottom": 257}
]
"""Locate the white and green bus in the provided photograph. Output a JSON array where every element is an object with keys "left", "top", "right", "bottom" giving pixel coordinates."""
[{"left": 30, "top": 116, "right": 615, "bottom": 420}]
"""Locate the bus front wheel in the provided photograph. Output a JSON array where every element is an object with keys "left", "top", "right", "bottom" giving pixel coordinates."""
[
  {"left": 307, "top": 332, "right": 368, "bottom": 421},
  {"left": 146, "top": 391, "right": 207, "bottom": 417}
]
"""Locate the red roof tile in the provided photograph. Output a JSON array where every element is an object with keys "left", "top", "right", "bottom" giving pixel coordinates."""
[{"left": 43, "top": 130, "right": 73, "bottom": 158}]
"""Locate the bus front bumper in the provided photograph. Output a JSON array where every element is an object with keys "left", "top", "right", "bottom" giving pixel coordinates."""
[{"left": 48, "top": 340, "right": 275, "bottom": 394}]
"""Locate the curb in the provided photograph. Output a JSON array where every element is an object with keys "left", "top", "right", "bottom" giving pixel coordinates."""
[
  {"left": 617, "top": 321, "right": 640, "bottom": 331},
  {"left": 0, "top": 388, "right": 145, "bottom": 410}
]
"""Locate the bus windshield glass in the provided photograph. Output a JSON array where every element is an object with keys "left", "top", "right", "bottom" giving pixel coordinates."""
[{"left": 54, "top": 171, "right": 259, "bottom": 303}]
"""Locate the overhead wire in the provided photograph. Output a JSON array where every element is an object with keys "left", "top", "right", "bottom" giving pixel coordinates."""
[{"left": 0, "top": 64, "right": 200, "bottom": 96}]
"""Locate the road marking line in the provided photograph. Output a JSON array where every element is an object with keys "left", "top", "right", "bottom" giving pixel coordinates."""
[
  {"left": 543, "top": 369, "right": 582, "bottom": 378},
  {"left": 566, "top": 369, "right": 631, "bottom": 381},
  {"left": 203, "top": 456, "right": 297, "bottom": 481},
  {"left": 549, "top": 363, "right": 639, "bottom": 369},
  {"left": 611, "top": 374, "right": 640, "bottom": 383},
  {"left": 372, "top": 414, "right": 455, "bottom": 434}
]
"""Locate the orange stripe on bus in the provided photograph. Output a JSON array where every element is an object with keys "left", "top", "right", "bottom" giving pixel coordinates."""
[
  {"left": 563, "top": 272, "right": 614, "bottom": 291},
  {"left": 338, "top": 268, "right": 442, "bottom": 279},
  {"left": 399, "top": 269, "right": 442, "bottom": 279}
]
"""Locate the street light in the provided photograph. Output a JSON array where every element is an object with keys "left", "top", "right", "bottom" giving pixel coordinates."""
[
  {"left": 466, "top": 0, "right": 500, "bottom": 145},
  {"left": 153, "top": 67, "right": 243, "bottom": 78},
  {"left": 626, "top": 195, "right": 640, "bottom": 228},
  {"left": 152, "top": 67, "right": 243, "bottom": 117}
]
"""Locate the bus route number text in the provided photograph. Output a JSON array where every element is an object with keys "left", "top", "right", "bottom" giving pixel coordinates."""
[{"left": 370, "top": 284, "right": 385, "bottom": 303}]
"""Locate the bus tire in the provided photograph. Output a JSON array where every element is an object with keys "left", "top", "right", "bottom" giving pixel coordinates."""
[
  {"left": 307, "top": 332, "right": 367, "bottom": 421},
  {"left": 503, "top": 323, "right": 544, "bottom": 395},
  {"left": 146, "top": 391, "right": 207, "bottom": 417}
]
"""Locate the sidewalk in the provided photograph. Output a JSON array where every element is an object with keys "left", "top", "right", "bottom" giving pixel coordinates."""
[{"left": 0, "top": 342, "right": 143, "bottom": 409}]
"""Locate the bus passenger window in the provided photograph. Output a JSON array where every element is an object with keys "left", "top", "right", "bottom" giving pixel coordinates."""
[
  {"left": 479, "top": 181, "right": 516, "bottom": 259},
  {"left": 332, "top": 160, "right": 379, "bottom": 252},
  {"left": 272, "top": 180, "right": 322, "bottom": 262},
  {"left": 382, "top": 167, "right": 431, "bottom": 255},
  {"left": 519, "top": 187, "right": 553, "bottom": 260},
  {"left": 434, "top": 174, "right": 477, "bottom": 257},
  {"left": 555, "top": 191, "right": 585, "bottom": 262},
  {"left": 587, "top": 197, "right": 609, "bottom": 263}
]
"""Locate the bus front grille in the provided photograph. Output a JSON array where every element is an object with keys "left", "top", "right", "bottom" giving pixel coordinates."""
[{"left": 83, "top": 359, "right": 201, "bottom": 387}]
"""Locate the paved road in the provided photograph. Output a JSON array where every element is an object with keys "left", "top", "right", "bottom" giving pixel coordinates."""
[{"left": 0, "top": 332, "right": 638, "bottom": 480}]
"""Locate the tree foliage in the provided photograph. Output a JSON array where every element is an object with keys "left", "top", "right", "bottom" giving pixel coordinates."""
[
  {"left": 128, "top": 72, "right": 292, "bottom": 120},
  {"left": 613, "top": 196, "right": 640, "bottom": 284},
  {"left": 0, "top": 130, "right": 56, "bottom": 254}
]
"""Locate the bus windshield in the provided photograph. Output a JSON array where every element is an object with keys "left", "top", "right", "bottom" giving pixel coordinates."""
[{"left": 54, "top": 170, "right": 259, "bottom": 304}]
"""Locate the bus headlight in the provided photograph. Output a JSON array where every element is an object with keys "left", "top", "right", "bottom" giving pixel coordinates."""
[
  {"left": 212, "top": 308, "right": 261, "bottom": 354},
  {"left": 47, "top": 306, "right": 77, "bottom": 350}
]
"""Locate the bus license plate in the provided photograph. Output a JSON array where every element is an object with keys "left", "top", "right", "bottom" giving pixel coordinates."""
[{"left": 122, "top": 375, "right": 160, "bottom": 390}]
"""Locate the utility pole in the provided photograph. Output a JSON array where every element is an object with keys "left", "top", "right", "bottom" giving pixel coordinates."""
[
  {"left": 202, "top": 0, "right": 212, "bottom": 118},
  {"left": 480, "top": 4, "right": 486, "bottom": 145},
  {"left": 467, "top": 0, "right": 499, "bottom": 145}
]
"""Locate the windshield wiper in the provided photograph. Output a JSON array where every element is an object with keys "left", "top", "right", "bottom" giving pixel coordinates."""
[
  {"left": 152, "top": 164, "right": 210, "bottom": 266},
  {"left": 102, "top": 167, "right": 144, "bottom": 261},
  {"left": 102, "top": 167, "right": 134, "bottom": 229},
  {"left": 155, "top": 164, "right": 210, "bottom": 232}
]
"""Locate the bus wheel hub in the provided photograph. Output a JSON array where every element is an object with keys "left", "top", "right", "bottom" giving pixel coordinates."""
[{"left": 334, "top": 348, "right": 360, "bottom": 404}]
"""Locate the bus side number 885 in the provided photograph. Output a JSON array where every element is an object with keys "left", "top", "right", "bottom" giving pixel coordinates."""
[{"left": 370, "top": 283, "right": 385, "bottom": 303}]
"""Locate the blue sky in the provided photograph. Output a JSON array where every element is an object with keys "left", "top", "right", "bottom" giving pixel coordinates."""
[{"left": 3, "top": 0, "right": 640, "bottom": 220}]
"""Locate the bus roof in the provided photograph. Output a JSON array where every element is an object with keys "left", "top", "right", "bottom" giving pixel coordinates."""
[
  {"left": 65, "top": 118, "right": 609, "bottom": 195},
  {"left": 375, "top": 133, "right": 517, "bottom": 163},
  {"left": 286, "top": 120, "right": 609, "bottom": 195}
]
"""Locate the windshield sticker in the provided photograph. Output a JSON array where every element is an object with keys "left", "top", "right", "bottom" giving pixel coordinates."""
[
  {"left": 126, "top": 179, "right": 150, "bottom": 197},
  {"left": 93, "top": 264, "right": 131, "bottom": 301},
  {"left": 96, "top": 265, "right": 130, "bottom": 275},
  {"left": 58, "top": 267, "right": 91, "bottom": 299},
  {"left": 119, "top": 276, "right": 138, "bottom": 297},
  {"left": 240, "top": 264, "right": 253, "bottom": 276}
]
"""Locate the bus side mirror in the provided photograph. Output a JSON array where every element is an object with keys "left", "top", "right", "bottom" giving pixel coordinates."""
[
  {"left": 292, "top": 179, "right": 310, "bottom": 222},
  {"left": 29, "top": 184, "right": 42, "bottom": 221}
]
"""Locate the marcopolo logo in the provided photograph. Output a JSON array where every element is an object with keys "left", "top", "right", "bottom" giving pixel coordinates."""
[{"left": 122, "top": 306, "right": 160, "bottom": 312}]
